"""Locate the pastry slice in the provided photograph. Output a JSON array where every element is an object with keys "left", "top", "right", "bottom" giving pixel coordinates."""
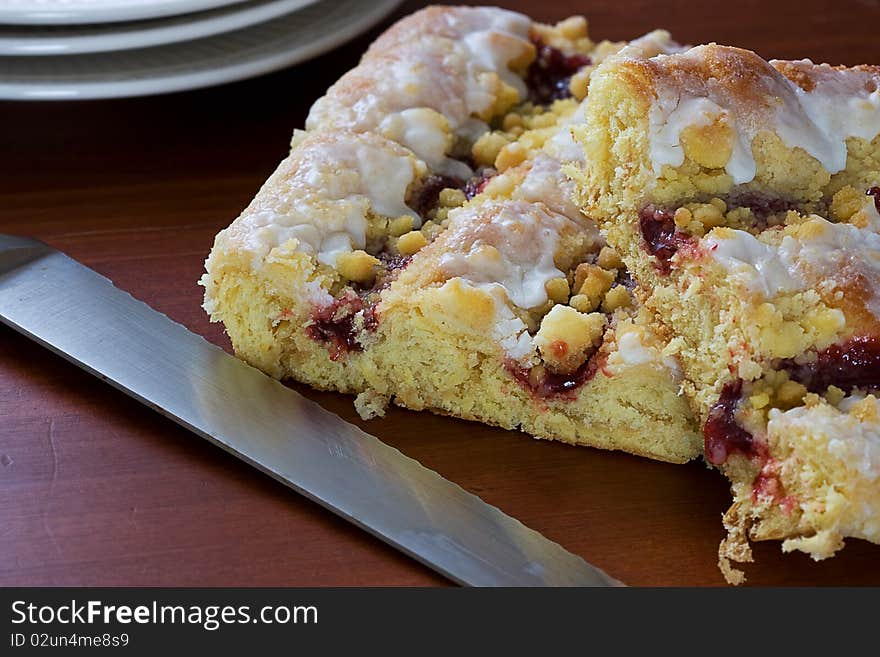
[
  {"left": 204, "top": 4, "right": 573, "bottom": 388},
  {"left": 575, "top": 42, "right": 880, "bottom": 580},
  {"left": 202, "top": 6, "right": 701, "bottom": 461},
  {"left": 201, "top": 94, "right": 699, "bottom": 463},
  {"left": 362, "top": 194, "right": 698, "bottom": 461}
]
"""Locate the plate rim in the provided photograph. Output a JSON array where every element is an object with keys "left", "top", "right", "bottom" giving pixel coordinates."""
[
  {"left": 0, "top": 0, "right": 249, "bottom": 26},
  {"left": 0, "top": 0, "right": 320, "bottom": 56},
  {"left": 0, "top": 0, "right": 404, "bottom": 100}
]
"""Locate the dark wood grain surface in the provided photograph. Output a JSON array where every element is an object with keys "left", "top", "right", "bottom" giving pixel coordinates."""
[{"left": 2, "top": 0, "right": 879, "bottom": 587}]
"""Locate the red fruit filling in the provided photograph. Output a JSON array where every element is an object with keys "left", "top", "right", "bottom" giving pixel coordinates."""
[
  {"left": 362, "top": 304, "right": 379, "bottom": 334},
  {"left": 781, "top": 336, "right": 880, "bottom": 394},
  {"left": 407, "top": 169, "right": 498, "bottom": 218},
  {"left": 306, "top": 295, "right": 366, "bottom": 361},
  {"left": 463, "top": 167, "right": 497, "bottom": 200},
  {"left": 704, "top": 339, "right": 880, "bottom": 466},
  {"left": 375, "top": 251, "right": 412, "bottom": 276},
  {"left": 526, "top": 39, "right": 591, "bottom": 104},
  {"left": 507, "top": 352, "right": 600, "bottom": 399},
  {"left": 731, "top": 194, "right": 800, "bottom": 224},
  {"left": 407, "top": 174, "right": 464, "bottom": 218},
  {"left": 615, "top": 269, "right": 636, "bottom": 292},
  {"left": 704, "top": 380, "right": 757, "bottom": 465},
  {"left": 306, "top": 252, "right": 414, "bottom": 359},
  {"left": 638, "top": 206, "right": 693, "bottom": 274},
  {"left": 867, "top": 186, "right": 880, "bottom": 213}
]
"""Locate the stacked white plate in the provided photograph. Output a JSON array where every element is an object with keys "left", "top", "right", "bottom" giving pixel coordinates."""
[{"left": 0, "top": 0, "right": 403, "bottom": 99}]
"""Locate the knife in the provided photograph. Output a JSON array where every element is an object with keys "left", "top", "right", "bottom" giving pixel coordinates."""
[{"left": 0, "top": 234, "right": 620, "bottom": 587}]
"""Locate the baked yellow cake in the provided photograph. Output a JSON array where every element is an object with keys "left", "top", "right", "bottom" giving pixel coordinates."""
[
  {"left": 575, "top": 43, "right": 880, "bottom": 580},
  {"left": 201, "top": 6, "right": 701, "bottom": 462}
]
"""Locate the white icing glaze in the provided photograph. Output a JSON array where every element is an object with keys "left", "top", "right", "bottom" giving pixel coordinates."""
[
  {"left": 439, "top": 5, "right": 531, "bottom": 101},
  {"left": 352, "top": 141, "right": 421, "bottom": 220},
  {"left": 603, "top": 321, "right": 683, "bottom": 378},
  {"left": 236, "top": 134, "right": 423, "bottom": 268},
  {"left": 779, "top": 217, "right": 880, "bottom": 317},
  {"left": 509, "top": 103, "right": 600, "bottom": 228},
  {"left": 768, "top": 395, "right": 880, "bottom": 480},
  {"left": 456, "top": 117, "right": 491, "bottom": 145},
  {"left": 436, "top": 278, "right": 536, "bottom": 361},
  {"left": 304, "top": 279, "right": 334, "bottom": 308},
  {"left": 706, "top": 204, "right": 880, "bottom": 317},
  {"left": 649, "top": 96, "right": 756, "bottom": 183},
  {"left": 775, "top": 64, "right": 880, "bottom": 175},
  {"left": 487, "top": 286, "right": 536, "bottom": 361},
  {"left": 305, "top": 50, "right": 467, "bottom": 173},
  {"left": 649, "top": 96, "right": 714, "bottom": 170},
  {"left": 306, "top": 7, "right": 533, "bottom": 171},
  {"left": 544, "top": 101, "right": 588, "bottom": 163},
  {"left": 463, "top": 29, "right": 528, "bottom": 98},
  {"left": 615, "top": 29, "right": 682, "bottom": 60},
  {"left": 379, "top": 108, "right": 467, "bottom": 177},
  {"left": 427, "top": 5, "right": 531, "bottom": 47},
  {"left": 705, "top": 229, "right": 803, "bottom": 297},
  {"left": 456, "top": 24, "right": 531, "bottom": 123},
  {"left": 439, "top": 202, "right": 566, "bottom": 309},
  {"left": 647, "top": 55, "right": 880, "bottom": 183},
  {"left": 616, "top": 330, "right": 657, "bottom": 366},
  {"left": 516, "top": 154, "right": 589, "bottom": 226}
]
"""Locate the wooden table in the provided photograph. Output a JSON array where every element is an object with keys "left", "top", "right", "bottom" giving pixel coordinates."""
[{"left": 2, "top": 0, "right": 878, "bottom": 587}]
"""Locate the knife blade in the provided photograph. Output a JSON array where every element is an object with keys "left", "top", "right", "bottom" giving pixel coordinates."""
[{"left": 0, "top": 234, "right": 621, "bottom": 587}]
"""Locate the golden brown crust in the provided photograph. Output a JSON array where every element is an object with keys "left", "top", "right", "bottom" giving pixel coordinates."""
[
  {"left": 305, "top": 45, "right": 469, "bottom": 133},
  {"left": 772, "top": 59, "right": 880, "bottom": 93},
  {"left": 393, "top": 199, "right": 592, "bottom": 292},
  {"left": 608, "top": 44, "right": 880, "bottom": 133},
  {"left": 213, "top": 130, "right": 423, "bottom": 262},
  {"left": 304, "top": 5, "right": 543, "bottom": 172},
  {"left": 606, "top": 44, "right": 786, "bottom": 105},
  {"left": 364, "top": 5, "right": 533, "bottom": 61}
]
